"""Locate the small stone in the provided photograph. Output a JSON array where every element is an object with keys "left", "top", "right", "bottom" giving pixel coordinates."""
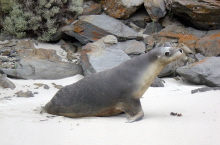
[
  {"left": 44, "top": 84, "right": 50, "bottom": 90},
  {"left": 52, "top": 83, "right": 63, "bottom": 89},
  {"left": 16, "top": 91, "right": 34, "bottom": 97},
  {"left": 103, "top": 35, "right": 118, "bottom": 44}
]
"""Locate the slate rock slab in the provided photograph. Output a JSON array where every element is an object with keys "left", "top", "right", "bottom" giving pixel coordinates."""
[
  {"left": 0, "top": 57, "right": 83, "bottom": 80},
  {"left": 81, "top": 35, "right": 130, "bottom": 75},
  {"left": 177, "top": 57, "right": 220, "bottom": 87},
  {"left": 172, "top": 0, "right": 220, "bottom": 30},
  {"left": 65, "top": 15, "right": 142, "bottom": 44}
]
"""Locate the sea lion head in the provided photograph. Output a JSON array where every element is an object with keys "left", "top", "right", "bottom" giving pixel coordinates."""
[{"left": 152, "top": 47, "right": 183, "bottom": 65}]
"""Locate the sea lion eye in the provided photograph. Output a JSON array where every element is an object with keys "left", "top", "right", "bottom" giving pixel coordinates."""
[{"left": 165, "top": 51, "right": 170, "bottom": 56}]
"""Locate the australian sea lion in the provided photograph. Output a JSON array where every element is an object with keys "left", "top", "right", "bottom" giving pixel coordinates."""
[{"left": 44, "top": 47, "right": 183, "bottom": 122}]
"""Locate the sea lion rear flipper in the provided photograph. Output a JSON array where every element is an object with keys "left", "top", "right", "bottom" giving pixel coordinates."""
[{"left": 123, "top": 99, "right": 144, "bottom": 123}]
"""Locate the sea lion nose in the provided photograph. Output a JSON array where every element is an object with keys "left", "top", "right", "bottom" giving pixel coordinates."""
[{"left": 179, "top": 49, "right": 183, "bottom": 53}]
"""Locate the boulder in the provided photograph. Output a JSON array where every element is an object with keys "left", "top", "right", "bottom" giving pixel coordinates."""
[
  {"left": 195, "top": 30, "right": 220, "bottom": 56},
  {"left": 64, "top": 15, "right": 143, "bottom": 44},
  {"left": 171, "top": 0, "right": 220, "bottom": 30},
  {"left": 81, "top": 35, "right": 130, "bottom": 75},
  {"left": 176, "top": 57, "right": 220, "bottom": 87},
  {"left": 0, "top": 57, "right": 83, "bottom": 80},
  {"left": 101, "top": 0, "right": 144, "bottom": 19},
  {"left": 0, "top": 74, "right": 16, "bottom": 89},
  {"left": 144, "top": 0, "right": 167, "bottom": 21}
]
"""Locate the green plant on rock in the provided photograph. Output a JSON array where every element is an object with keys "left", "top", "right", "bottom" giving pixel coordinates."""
[
  {"left": 0, "top": 0, "right": 15, "bottom": 14},
  {"left": 1, "top": 0, "right": 84, "bottom": 42}
]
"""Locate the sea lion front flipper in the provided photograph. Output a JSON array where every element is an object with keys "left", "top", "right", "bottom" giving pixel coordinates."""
[{"left": 123, "top": 99, "right": 144, "bottom": 123}]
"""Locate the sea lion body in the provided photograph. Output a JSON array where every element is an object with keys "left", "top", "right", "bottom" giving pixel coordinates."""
[{"left": 45, "top": 47, "right": 183, "bottom": 122}]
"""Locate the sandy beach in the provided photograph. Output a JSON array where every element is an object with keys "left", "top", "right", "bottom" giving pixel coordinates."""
[{"left": 1, "top": 75, "right": 220, "bottom": 145}]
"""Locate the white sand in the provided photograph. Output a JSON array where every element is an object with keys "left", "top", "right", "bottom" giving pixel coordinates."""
[{"left": 0, "top": 75, "right": 220, "bottom": 145}]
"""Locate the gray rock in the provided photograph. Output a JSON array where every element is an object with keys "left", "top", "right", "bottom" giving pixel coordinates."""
[
  {"left": 81, "top": 36, "right": 130, "bottom": 75},
  {"left": 0, "top": 74, "right": 16, "bottom": 89},
  {"left": 151, "top": 77, "right": 164, "bottom": 87},
  {"left": 0, "top": 57, "right": 83, "bottom": 80},
  {"left": 65, "top": 15, "right": 143, "bottom": 44},
  {"left": 191, "top": 87, "right": 220, "bottom": 94},
  {"left": 195, "top": 30, "right": 220, "bottom": 56},
  {"left": 44, "top": 84, "right": 50, "bottom": 90},
  {"left": 177, "top": 57, "right": 220, "bottom": 87},
  {"left": 144, "top": 0, "right": 167, "bottom": 21}
]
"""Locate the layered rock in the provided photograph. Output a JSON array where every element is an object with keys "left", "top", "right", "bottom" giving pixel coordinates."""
[
  {"left": 171, "top": 0, "right": 220, "bottom": 30},
  {"left": 177, "top": 57, "right": 220, "bottom": 87},
  {"left": 63, "top": 15, "right": 142, "bottom": 44},
  {"left": 101, "top": 0, "right": 144, "bottom": 19}
]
